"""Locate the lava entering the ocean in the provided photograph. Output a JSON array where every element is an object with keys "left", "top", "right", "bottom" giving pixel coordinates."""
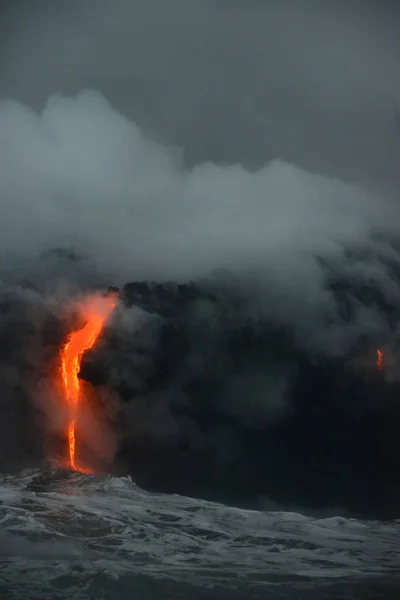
[{"left": 60, "top": 291, "right": 118, "bottom": 473}]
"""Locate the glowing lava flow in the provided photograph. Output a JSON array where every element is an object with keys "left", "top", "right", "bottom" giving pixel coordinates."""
[
  {"left": 377, "top": 349, "right": 383, "bottom": 371},
  {"left": 60, "top": 292, "right": 118, "bottom": 473}
]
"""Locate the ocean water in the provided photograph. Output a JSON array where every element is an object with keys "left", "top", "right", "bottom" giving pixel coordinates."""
[{"left": 0, "top": 470, "right": 399, "bottom": 599}]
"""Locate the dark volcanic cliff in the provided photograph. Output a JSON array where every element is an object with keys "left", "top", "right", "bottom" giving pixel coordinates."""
[
  {"left": 0, "top": 266, "right": 399, "bottom": 518},
  {"left": 79, "top": 277, "right": 400, "bottom": 518}
]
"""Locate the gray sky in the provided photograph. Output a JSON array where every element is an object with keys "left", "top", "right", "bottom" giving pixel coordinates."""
[{"left": 1, "top": 0, "right": 399, "bottom": 187}]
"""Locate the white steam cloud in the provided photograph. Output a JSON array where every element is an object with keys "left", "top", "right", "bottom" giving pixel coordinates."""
[{"left": 0, "top": 90, "right": 399, "bottom": 354}]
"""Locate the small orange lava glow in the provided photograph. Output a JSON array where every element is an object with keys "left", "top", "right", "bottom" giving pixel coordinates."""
[
  {"left": 376, "top": 349, "right": 383, "bottom": 371},
  {"left": 60, "top": 292, "right": 118, "bottom": 473}
]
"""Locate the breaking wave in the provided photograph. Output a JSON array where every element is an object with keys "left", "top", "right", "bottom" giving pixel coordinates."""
[{"left": 0, "top": 469, "right": 399, "bottom": 599}]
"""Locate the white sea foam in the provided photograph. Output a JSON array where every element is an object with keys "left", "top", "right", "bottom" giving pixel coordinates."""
[{"left": 0, "top": 469, "right": 398, "bottom": 599}]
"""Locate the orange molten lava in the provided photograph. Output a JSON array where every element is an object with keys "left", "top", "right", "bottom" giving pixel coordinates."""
[
  {"left": 377, "top": 349, "right": 383, "bottom": 371},
  {"left": 60, "top": 292, "right": 118, "bottom": 473}
]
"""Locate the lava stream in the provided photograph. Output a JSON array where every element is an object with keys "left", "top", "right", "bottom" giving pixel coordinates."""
[
  {"left": 60, "top": 292, "right": 118, "bottom": 473},
  {"left": 377, "top": 349, "right": 383, "bottom": 371}
]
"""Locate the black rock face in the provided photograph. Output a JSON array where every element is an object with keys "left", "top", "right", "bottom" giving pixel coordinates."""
[
  {"left": 78, "top": 278, "right": 400, "bottom": 518},
  {"left": 1, "top": 269, "right": 399, "bottom": 518}
]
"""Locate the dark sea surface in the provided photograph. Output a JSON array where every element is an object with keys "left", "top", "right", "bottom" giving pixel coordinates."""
[{"left": 0, "top": 470, "right": 398, "bottom": 599}]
